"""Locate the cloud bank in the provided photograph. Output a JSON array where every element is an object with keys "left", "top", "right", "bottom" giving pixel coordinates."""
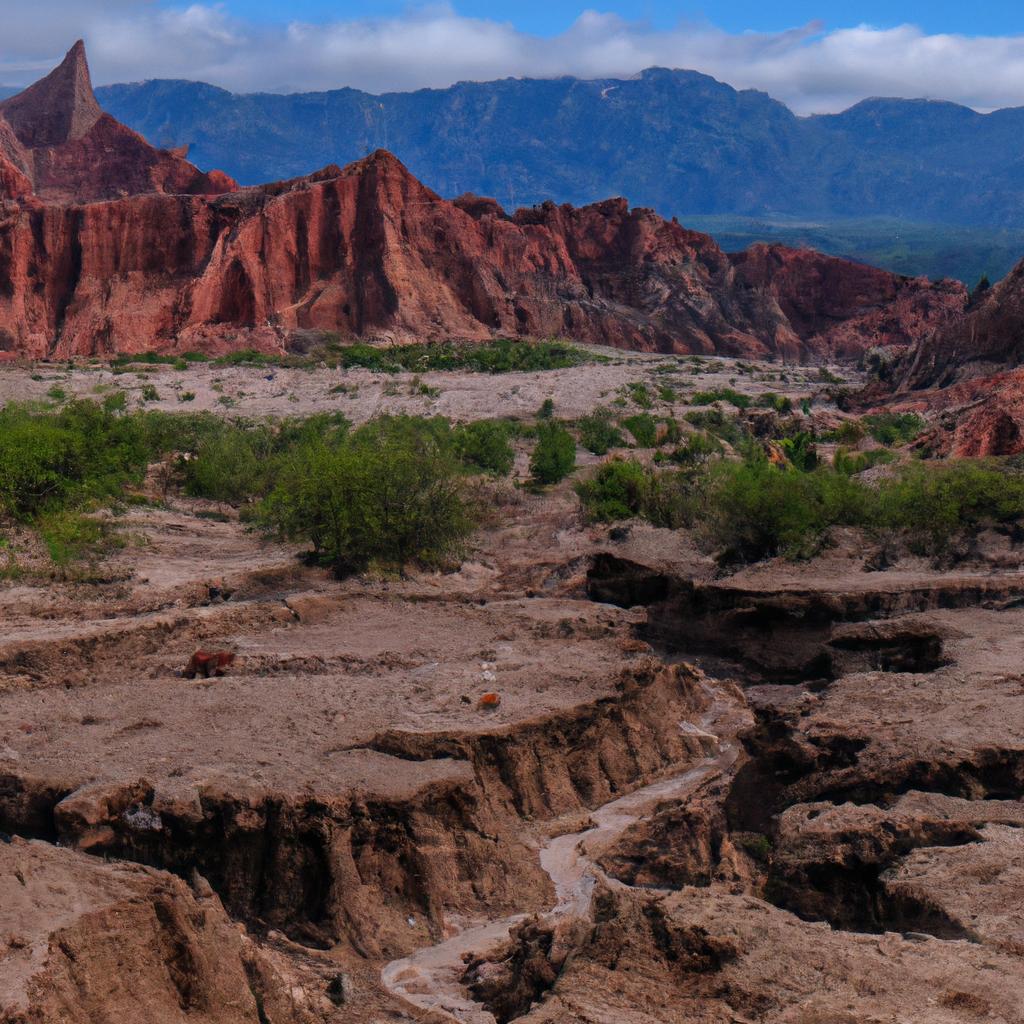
[{"left": 3, "top": 3, "right": 1024, "bottom": 113}]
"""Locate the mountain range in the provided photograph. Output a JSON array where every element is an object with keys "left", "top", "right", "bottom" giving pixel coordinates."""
[
  {"left": 79, "top": 68, "right": 1024, "bottom": 285},
  {"left": 0, "top": 43, "right": 966, "bottom": 365}
]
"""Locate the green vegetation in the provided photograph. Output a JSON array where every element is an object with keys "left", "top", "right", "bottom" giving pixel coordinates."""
[
  {"left": 576, "top": 445, "right": 1024, "bottom": 564},
  {"left": 203, "top": 337, "right": 598, "bottom": 375},
  {"left": 256, "top": 416, "right": 475, "bottom": 576},
  {"left": 690, "top": 387, "right": 751, "bottom": 409},
  {"left": 757, "top": 392, "right": 793, "bottom": 414},
  {"left": 452, "top": 420, "right": 516, "bottom": 477},
  {"left": 530, "top": 421, "right": 576, "bottom": 485},
  {"left": 777, "top": 432, "right": 818, "bottom": 472},
  {"left": 575, "top": 459, "right": 650, "bottom": 522},
  {"left": 628, "top": 382, "right": 654, "bottom": 409},
  {"left": 577, "top": 407, "right": 624, "bottom": 455},
  {"left": 621, "top": 413, "right": 659, "bottom": 448},
  {"left": 683, "top": 409, "right": 749, "bottom": 447},
  {"left": 862, "top": 412, "right": 925, "bottom": 446},
  {"left": 537, "top": 397, "right": 555, "bottom": 419}
]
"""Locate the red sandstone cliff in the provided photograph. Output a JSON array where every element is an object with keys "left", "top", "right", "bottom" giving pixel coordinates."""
[
  {"left": 864, "top": 257, "right": 1024, "bottom": 457},
  {"left": 0, "top": 43, "right": 965, "bottom": 361},
  {"left": 0, "top": 41, "right": 236, "bottom": 204}
]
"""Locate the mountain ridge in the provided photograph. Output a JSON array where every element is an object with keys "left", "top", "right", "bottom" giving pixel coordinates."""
[{"left": 92, "top": 67, "right": 1024, "bottom": 235}]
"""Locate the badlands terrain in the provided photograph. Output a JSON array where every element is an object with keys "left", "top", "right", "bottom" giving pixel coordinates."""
[
  {"left": 3, "top": 348, "right": 1024, "bottom": 1024},
  {"left": 3, "top": 38, "right": 1024, "bottom": 1024}
]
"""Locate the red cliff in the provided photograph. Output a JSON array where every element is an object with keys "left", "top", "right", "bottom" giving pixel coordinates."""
[
  {"left": 0, "top": 44, "right": 965, "bottom": 361},
  {"left": 0, "top": 41, "right": 236, "bottom": 204}
]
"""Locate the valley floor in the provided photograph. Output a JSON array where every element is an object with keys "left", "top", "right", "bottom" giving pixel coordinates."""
[{"left": 2, "top": 356, "right": 1022, "bottom": 1024}]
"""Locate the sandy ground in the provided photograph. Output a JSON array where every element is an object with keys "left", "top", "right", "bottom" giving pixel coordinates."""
[{"left": 0, "top": 348, "right": 852, "bottom": 424}]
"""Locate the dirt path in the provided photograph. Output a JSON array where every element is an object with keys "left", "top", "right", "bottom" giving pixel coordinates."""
[{"left": 380, "top": 680, "right": 741, "bottom": 1023}]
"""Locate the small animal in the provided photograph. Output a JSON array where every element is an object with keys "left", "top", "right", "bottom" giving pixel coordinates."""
[{"left": 184, "top": 650, "right": 236, "bottom": 679}]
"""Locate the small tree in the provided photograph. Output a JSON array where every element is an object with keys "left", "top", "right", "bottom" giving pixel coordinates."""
[{"left": 530, "top": 421, "right": 576, "bottom": 485}]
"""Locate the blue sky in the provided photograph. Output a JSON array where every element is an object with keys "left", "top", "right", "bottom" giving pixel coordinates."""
[
  {"left": 3, "top": 1, "right": 1024, "bottom": 112},
  {"left": 229, "top": 1, "right": 1024, "bottom": 37}
]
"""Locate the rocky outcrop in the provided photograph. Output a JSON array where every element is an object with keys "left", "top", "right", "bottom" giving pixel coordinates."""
[
  {"left": 861, "top": 254, "right": 1024, "bottom": 457},
  {"left": 0, "top": 43, "right": 963, "bottom": 361},
  {"left": 0, "top": 42, "right": 236, "bottom": 205},
  {"left": 0, "top": 838, "right": 324, "bottom": 1024},
  {"left": 730, "top": 243, "right": 966, "bottom": 361}
]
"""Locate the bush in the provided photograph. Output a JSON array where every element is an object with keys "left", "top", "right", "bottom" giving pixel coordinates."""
[
  {"left": 530, "top": 421, "right": 576, "bottom": 484},
  {"left": 0, "top": 400, "right": 148, "bottom": 522},
  {"left": 537, "top": 397, "right": 555, "bottom": 419},
  {"left": 140, "top": 384, "right": 160, "bottom": 402},
  {"left": 778, "top": 432, "right": 818, "bottom": 472},
  {"left": 684, "top": 409, "right": 749, "bottom": 447},
  {"left": 628, "top": 382, "right": 654, "bottom": 409},
  {"left": 874, "top": 461, "right": 1024, "bottom": 554},
  {"left": 666, "top": 432, "right": 723, "bottom": 467},
  {"left": 863, "top": 412, "right": 925, "bottom": 446},
  {"left": 690, "top": 388, "right": 751, "bottom": 409},
  {"left": 758, "top": 392, "right": 793, "bottom": 414},
  {"left": 575, "top": 459, "right": 650, "bottom": 521},
  {"left": 621, "top": 413, "right": 659, "bottom": 448},
  {"left": 452, "top": 420, "right": 515, "bottom": 476},
  {"left": 256, "top": 415, "right": 475, "bottom": 575},
  {"left": 701, "top": 453, "right": 869, "bottom": 562},
  {"left": 578, "top": 407, "right": 624, "bottom": 455}
]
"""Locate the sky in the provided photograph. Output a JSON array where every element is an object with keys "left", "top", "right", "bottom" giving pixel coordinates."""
[{"left": 2, "top": 1, "right": 1024, "bottom": 113}]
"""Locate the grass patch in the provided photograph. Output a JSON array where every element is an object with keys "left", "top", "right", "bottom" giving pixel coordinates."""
[{"left": 690, "top": 387, "right": 751, "bottom": 409}]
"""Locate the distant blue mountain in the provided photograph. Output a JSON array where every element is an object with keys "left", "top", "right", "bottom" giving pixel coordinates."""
[{"left": 93, "top": 68, "right": 1024, "bottom": 234}]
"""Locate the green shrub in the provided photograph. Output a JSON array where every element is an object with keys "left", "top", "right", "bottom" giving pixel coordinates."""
[
  {"left": 256, "top": 415, "right": 475, "bottom": 575},
  {"left": 452, "top": 420, "right": 515, "bottom": 476},
  {"left": 690, "top": 387, "right": 751, "bottom": 409},
  {"left": 530, "top": 421, "right": 576, "bottom": 484},
  {"left": 701, "top": 453, "right": 869, "bottom": 562},
  {"left": 778, "top": 432, "right": 818, "bottom": 472},
  {"left": 863, "top": 412, "right": 925, "bottom": 446},
  {"left": 37, "top": 510, "right": 114, "bottom": 566},
  {"left": 575, "top": 460, "right": 650, "bottom": 521},
  {"left": 178, "top": 391, "right": 196, "bottom": 403},
  {"left": 658, "top": 384, "right": 678, "bottom": 403},
  {"left": 621, "top": 413, "right": 659, "bottom": 448},
  {"left": 666, "top": 432, "right": 723, "bottom": 467},
  {"left": 684, "top": 409, "right": 749, "bottom": 447},
  {"left": 140, "top": 384, "right": 160, "bottom": 402},
  {"left": 824, "top": 419, "right": 866, "bottom": 445},
  {"left": 577, "top": 407, "right": 624, "bottom": 455},
  {"left": 628, "top": 382, "right": 654, "bottom": 409},
  {"left": 537, "top": 397, "right": 555, "bottom": 420},
  {"left": 758, "top": 392, "right": 793, "bottom": 414},
  {"left": 833, "top": 447, "right": 895, "bottom": 475},
  {"left": 874, "top": 461, "right": 1024, "bottom": 553}
]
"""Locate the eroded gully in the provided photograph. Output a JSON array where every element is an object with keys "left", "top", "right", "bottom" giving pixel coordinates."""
[{"left": 381, "top": 678, "right": 744, "bottom": 1023}]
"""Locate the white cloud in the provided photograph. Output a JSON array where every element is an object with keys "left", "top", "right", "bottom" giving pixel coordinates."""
[{"left": 3, "top": 2, "right": 1024, "bottom": 113}]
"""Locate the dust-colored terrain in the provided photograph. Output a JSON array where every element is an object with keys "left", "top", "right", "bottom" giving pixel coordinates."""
[
  {"left": 3, "top": 357, "right": 1024, "bottom": 1024},
  {"left": 0, "top": 349, "right": 837, "bottom": 424}
]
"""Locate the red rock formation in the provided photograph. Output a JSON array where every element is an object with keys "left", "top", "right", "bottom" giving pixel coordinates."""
[
  {"left": 0, "top": 43, "right": 964, "bottom": 360},
  {"left": 0, "top": 41, "right": 236, "bottom": 204},
  {"left": 858, "top": 254, "right": 1024, "bottom": 457},
  {"left": 730, "top": 243, "right": 966, "bottom": 361}
]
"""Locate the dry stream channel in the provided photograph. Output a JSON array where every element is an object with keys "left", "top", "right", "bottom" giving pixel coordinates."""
[{"left": 382, "top": 679, "right": 740, "bottom": 1023}]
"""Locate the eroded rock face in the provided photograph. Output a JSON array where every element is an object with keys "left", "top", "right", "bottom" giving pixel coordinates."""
[
  {"left": 0, "top": 44, "right": 963, "bottom": 360},
  {"left": 0, "top": 838, "right": 323, "bottom": 1024},
  {"left": 0, "top": 42, "right": 236, "bottom": 205}
]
